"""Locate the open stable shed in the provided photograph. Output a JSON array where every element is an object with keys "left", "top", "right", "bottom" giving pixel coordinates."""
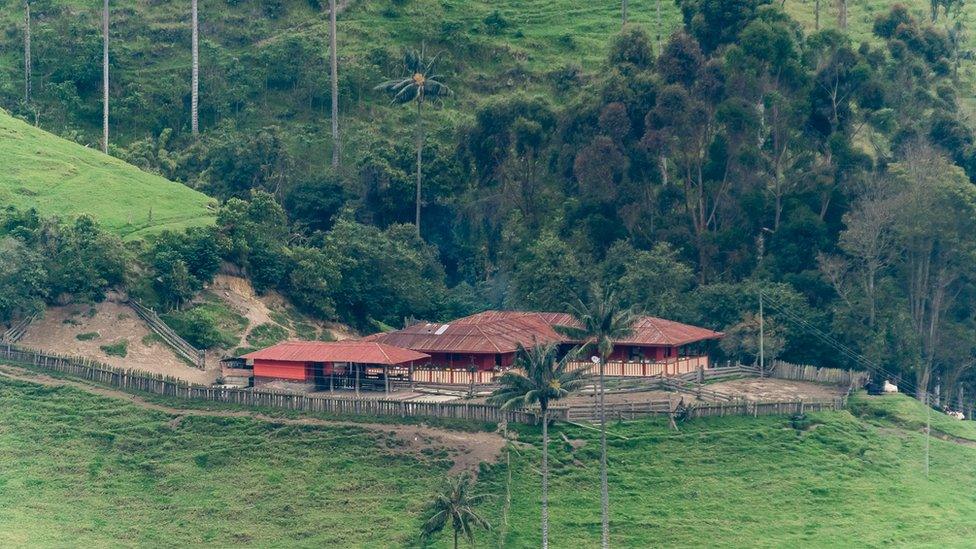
[{"left": 240, "top": 341, "right": 429, "bottom": 393}]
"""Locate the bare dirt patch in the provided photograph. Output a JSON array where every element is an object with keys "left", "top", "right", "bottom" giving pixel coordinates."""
[
  {"left": 707, "top": 378, "right": 848, "bottom": 401},
  {"left": 0, "top": 365, "right": 503, "bottom": 474},
  {"left": 18, "top": 296, "right": 217, "bottom": 384}
]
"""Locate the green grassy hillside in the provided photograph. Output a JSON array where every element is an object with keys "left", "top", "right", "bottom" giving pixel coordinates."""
[
  {"left": 0, "top": 110, "right": 215, "bottom": 239},
  {"left": 1, "top": 370, "right": 974, "bottom": 547}
]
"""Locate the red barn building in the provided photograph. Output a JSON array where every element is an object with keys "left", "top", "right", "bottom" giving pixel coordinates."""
[{"left": 240, "top": 341, "right": 429, "bottom": 393}]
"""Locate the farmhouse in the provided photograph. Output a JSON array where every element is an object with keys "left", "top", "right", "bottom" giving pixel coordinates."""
[
  {"left": 238, "top": 311, "right": 723, "bottom": 390},
  {"left": 366, "top": 310, "right": 723, "bottom": 378},
  {"left": 240, "top": 341, "right": 429, "bottom": 393},
  {"left": 454, "top": 311, "right": 722, "bottom": 362}
]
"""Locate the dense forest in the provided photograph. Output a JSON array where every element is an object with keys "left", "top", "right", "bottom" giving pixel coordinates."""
[{"left": 4, "top": 0, "right": 976, "bottom": 402}]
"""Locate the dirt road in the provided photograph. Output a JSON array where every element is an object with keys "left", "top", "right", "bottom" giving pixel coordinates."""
[{"left": 0, "top": 364, "right": 504, "bottom": 474}]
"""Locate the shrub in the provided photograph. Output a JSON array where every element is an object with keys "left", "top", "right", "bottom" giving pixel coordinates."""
[
  {"left": 247, "top": 323, "right": 289, "bottom": 349},
  {"left": 163, "top": 301, "right": 247, "bottom": 349},
  {"left": 100, "top": 340, "right": 128, "bottom": 358},
  {"left": 76, "top": 332, "right": 100, "bottom": 341}
]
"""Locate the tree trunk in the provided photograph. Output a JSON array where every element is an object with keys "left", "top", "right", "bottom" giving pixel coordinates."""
[
  {"left": 102, "top": 0, "right": 109, "bottom": 153},
  {"left": 622, "top": 0, "right": 628, "bottom": 26},
  {"left": 541, "top": 406, "right": 549, "bottom": 549},
  {"left": 656, "top": 0, "right": 662, "bottom": 49},
  {"left": 814, "top": 0, "right": 820, "bottom": 30},
  {"left": 415, "top": 100, "right": 423, "bottom": 236},
  {"left": 837, "top": 0, "right": 847, "bottom": 30},
  {"left": 24, "top": 0, "right": 31, "bottom": 104},
  {"left": 453, "top": 529, "right": 458, "bottom": 549},
  {"left": 329, "top": 0, "right": 339, "bottom": 167},
  {"left": 191, "top": 0, "right": 199, "bottom": 136},
  {"left": 599, "top": 354, "right": 610, "bottom": 549}
]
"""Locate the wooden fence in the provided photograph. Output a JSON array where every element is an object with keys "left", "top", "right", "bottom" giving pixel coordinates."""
[
  {"left": 0, "top": 344, "right": 851, "bottom": 425},
  {"left": 685, "top": 398, "right": 846, "bottom": 419},
  {"left": 552, "top": 396, "right": 847, "bottom": 422},
  {"left": 568, "top": 355, "right": 709, "bottom": 378},
  {"left": 127, "top": 299, "right": 206, "bottom": 369},
  {"left": 411, "top": 368, "right": 499, "bottom": 386},
  {"left": 0, "top": 344, "right": 535, "bottom": 424},
  {"left": 0, "top": 313, "right": 36, "bottom": 344},
  {"left": 769, "top": 360, "right": 870, "bottom": 387}
]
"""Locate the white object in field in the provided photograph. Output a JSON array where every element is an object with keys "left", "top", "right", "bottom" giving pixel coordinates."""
[
  {"left": 949, "top": 411, "right": 965, "bottom": 420},
  {"left": 883, "top": 380, "right": 898, "bottom": 393},
  {"left": 590, "top": 355, "right": 600, "bottom": 364}
]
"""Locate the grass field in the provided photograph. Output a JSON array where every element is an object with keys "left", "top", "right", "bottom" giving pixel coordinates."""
[
  {"left": 1, "top": 368, "right": 975, "bottom": 547},
  {"left": 478, "top": 394, "right": 976, "bottom": 547},
  {"left": 0, "top": 376, "right": 452, "bottom": 546},
  {"left": 0, "top": 110, "right": 215, "bottom": 240}
]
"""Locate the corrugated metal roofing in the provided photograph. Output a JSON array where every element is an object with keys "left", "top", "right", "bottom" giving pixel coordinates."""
[
  {"left": 366, "top": 315, "right": 564, "bottom": 354},
  {"left": 240, "top": 341, "right": 429, "bottom": 365},
  {"left": 453, "top": 310, "right": 724, "bottom": 346}
]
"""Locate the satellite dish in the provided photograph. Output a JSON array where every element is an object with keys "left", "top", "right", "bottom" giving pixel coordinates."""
[{"left": 590, "top": 355, "right": 600, "bottom": 364}]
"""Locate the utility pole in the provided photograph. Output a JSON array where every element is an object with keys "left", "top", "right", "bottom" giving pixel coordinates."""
[
  {"left": 102, "top": 0, "right": 109, "bottom": 153},
  {"left": 925, "top": 391, "right": 931, "bottom": 479},
  {"left": 329, "top": 0, "right": 340, "bottom": 167},
  {"left": 24, "top": 0, "right": 31, "bottom": 105},
  {"left": 759, "top": 291, "right": 765, "bottom": 379},
  {"left": 656, "top": 0, "right": 662, "bottom": 50},
  {"left": 191, "top": 0, "right": 199, "bottom": 136}
]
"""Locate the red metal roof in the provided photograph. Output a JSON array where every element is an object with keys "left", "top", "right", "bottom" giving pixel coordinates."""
[
  {"left": 240, "top": 341, "right": 429, "bottom": 365},
  {"left": 365, "top": 315, "right": 564, "bottom": 354},
  {"left": 453, "top": 310, "right": 723, "bottom": 347}
]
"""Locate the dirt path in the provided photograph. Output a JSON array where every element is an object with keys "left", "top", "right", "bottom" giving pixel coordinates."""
[{"left": 0, "top": 365, "right": 503, "bottom": 474}]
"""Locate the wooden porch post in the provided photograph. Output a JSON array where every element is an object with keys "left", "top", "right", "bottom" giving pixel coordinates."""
[
  {"left": 330, "top": 363, "right": 334, "bottom": 392},
  {"left": 384, "top": 364, "right": 390, "bottom": 396},
  {"left": 409, "top": 361, "right": 415, "bottom": 390},
  {"left": 355, "top": 363, "right": 360, "bottom": 395}
]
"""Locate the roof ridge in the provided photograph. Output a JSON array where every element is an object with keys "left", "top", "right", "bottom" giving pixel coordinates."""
[
  {"left": 475, "top": 324, "right": 504, "bottom": 353},
  {"left": 641, "top": 316, "right": 673, "bottom": 345},
  {"left": 374, "top": 341, "right": 392, "bottom": 362}
]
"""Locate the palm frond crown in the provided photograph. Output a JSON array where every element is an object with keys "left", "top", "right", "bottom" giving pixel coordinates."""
[
  {"left": 568, "top": 282, "right": 638, "bottom": 360},
  {"left": 488, "top": 343, "right": 587, "bottom": 412},
  {"left": 375, "top": 46, "right": 453, "bottom": 106},
  {"left": 421, "top": 473, "right": 491, "bottom": 545}
]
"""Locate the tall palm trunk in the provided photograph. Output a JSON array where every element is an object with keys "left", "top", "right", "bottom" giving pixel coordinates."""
[
  {"left": 621, "top": 0, "right": 628, "bottom": 26},
  {"left": 329, "top": 0, "right": 339, "bottom": 167},
  {"left": 837, "top": 0, "right": 847, "bottom": 30},
  {"left": 415, "top": 100, "right": 423, "bottom": 236},
  {"left": 655, "top": 0, "right": 662, "bottom": 49},
  {"left": 541, "top": 405, "right": 550, "bottom": 549},
  {"left": 102, "top": 0, "right": 109, "bottom": 153},
  {"left": 24, "top": 0, "right": 31, "bottom": 104},
  {"left": 453, "top": 529, "right": 458, "bottom": 549},
  {"left": 191, "top": 0, "right": 199, "bottom": 136},
  {"left": 599, "top": 354, "right": 610, "bottom": 549}
]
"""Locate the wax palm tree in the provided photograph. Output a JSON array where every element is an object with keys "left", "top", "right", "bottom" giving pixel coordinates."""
[
  {"left": 24, "top": 0, "right": 31, "bottom": 105},
  {"left": 420, "top": 473, "right": 491, "bottom": 549},
  {"left": 562, "top": 283, "right": 637, "bottom": 549},
  {"left": 329, "top": 0, "right": 339, "bottom": 167},
  {"left": 375, "top": 46, "right": 451, "bottom": 236},
  {"left": 102, "top": 0, "right": 109, "bottom": 153},
  {"left": 191, "top": 0, "right": 199, "bottom": 136},
  {"left": 489, "top": 343, "right": 587, "bottom": 549}
]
